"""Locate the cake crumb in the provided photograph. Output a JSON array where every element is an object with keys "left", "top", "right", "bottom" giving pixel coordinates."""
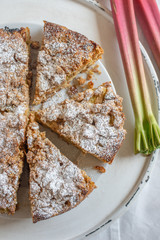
[
  {"left": 87, "top": 81, "right": 94, "bottom": 89},
  {"left": 76, "top": 77, "right": 86, "bottom": 86},
  {"left": 87, "top": 72, "right": 93, "bottom": 80},
  {"left": 30, "top": 41, "right": 40, "bottom": 49},
  {"left": 91, "top": 64, "right": 101, "bottom": 74},
  {"left": 67, "top": 86, "right": 78, "bottom": 97},
  {"left": 94, "top": 166, "right": 106, "bottom": 173}
]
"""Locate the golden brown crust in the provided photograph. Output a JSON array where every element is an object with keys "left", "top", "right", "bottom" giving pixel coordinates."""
[
  {"left": 27, "top": 114, "right": 95, "bottom": 223},
  {"left": 94, "top": 166, "right": 106, "bottom": 173},
  {"left": 33, "top": 21, "right": 104, "bottom": 104}
]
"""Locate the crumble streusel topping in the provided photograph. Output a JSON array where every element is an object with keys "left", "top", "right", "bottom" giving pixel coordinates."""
[
  {"left": 0, "top": 163, "right": 22, "bottom": 211},
  {"left": 0, "top": 28, "right": 29, "bottom": 112},
  {"left": 27, "top": 116, "right": 95, "bottom": 222},
  {"left": 0, "top": 106, "right": 28, "bottom": 212},
  {"left": 34, "top": 21, "right": 103, "bottom": 104},
  {"left": 36, "top": 83, "right": 126, "bottom": 163}
]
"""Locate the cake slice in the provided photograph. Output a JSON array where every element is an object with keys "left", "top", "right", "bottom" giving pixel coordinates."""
[
  {"left": 27, "top": 114, "right": 95, "bottom": 223},
  {"left": 0, "top": 27, "right": 30, "bottom": 112},
  {"left": 0, "top": 106, "right": 28, "bottom": 214},
  {"left": 33, "top": 21, "right": 104, "bottom": 104},
  {"left": 36, "top": 82, "right": 126, "bottom": 163},
  {"left": 0, "top": 26, "right": 30, "bottom": 214}
]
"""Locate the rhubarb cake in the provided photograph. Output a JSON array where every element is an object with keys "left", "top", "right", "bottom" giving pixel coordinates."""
[
  {"left": 33, "top": 21, "right": 104, "bottom": 104},
  {"left": 0, "top": 26, "right": 30, "bottom": 214},
  {"left": 27, "top": 114, "right": 96, "bottom": 223},
  {"left": 0, "top": 27, "right": 30, "bottom": 112},
  {"left": 0, "top": 106, "right": 28, "bottom": 214},
  {"left": 36, "top": 82, "right": 126, "bottom": 163}
]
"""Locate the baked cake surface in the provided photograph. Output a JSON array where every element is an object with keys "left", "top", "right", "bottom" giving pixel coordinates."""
[
  {"left": 0, "top": 27, "right": 30, "bottom": 112},
  {"left": 33, "top": 21, "right": 103, "bottom": 104},
  {"left": 36, "top": 82, "right": 126, "bottom": 163},
  {"left": 27, "top": 114, "right": 95, "bottom": 223},
  {"left": 0, "top": 27, "right": 30, "bottom": 214},
  {"left": 0, "top": 106, "right": 28, "bottom": 214}
]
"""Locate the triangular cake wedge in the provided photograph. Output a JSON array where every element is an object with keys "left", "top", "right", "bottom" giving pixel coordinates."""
[
  {"left": 36, "top": 82, "right": 126, "bottom": 164},
  {"left": 0, "top": 26, "right": 30, "bottom": 214},
  {"left": 26, "top": 114, "right": 96, "bottom": 223},
  {"left": 0, "top": 106, "right": 28, "bottom": 214},
  {"left": 33, "top": 21, "right": 104, "bottom": 104}
]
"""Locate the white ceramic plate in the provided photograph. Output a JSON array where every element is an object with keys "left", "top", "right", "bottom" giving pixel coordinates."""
[{"left": 0, "top": 0, "right": 159, "bottom": 239}]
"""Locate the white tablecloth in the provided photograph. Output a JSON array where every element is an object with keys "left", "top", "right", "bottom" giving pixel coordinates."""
[
  {"left": 86, "top": 151, "right": 160, "bottom": 240},
  {"left": 86, "top": 0, "right": 160, "bottom": 239}
]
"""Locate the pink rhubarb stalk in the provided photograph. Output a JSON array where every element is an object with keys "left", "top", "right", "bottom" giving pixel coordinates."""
[
  {"left": 133, "top": 0, "right": 160, "bottom": 69},
  {"left": 110, "top": 0, "right": 160, "bottom": 154}
]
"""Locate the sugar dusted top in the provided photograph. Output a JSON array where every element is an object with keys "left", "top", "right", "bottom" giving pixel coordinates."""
[
  {"left": 34, "top": 21, "right": 103, "bottom": 104},
  {"left": 0, "top": 106, "right": 27, "bottom": 158},
  {"left": 27, "top": 115, "right": 95, "bottom": 222},
  {"left": 0, "top": 107, "right": 27, "bottom": 212},
  {"left": 0, "top": 28, "right": 29, "bottom": 111},
  {"left": 37, "top": 83, "right": 126, "bottom": 163}
]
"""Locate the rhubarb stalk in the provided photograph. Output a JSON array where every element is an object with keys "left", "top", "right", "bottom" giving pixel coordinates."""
[
  {"left": 110, "top": 0, "right": 160, "bottom": 154},
  {"left": 134, "top": 0, "right": 160, "bottom": 69}
]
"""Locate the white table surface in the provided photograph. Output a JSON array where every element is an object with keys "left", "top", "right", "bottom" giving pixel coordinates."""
[{"left": 85, "top": 1, "right": 160, "bottom": 239}]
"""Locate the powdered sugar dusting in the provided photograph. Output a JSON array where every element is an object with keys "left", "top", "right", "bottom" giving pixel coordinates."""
[
  {"left": 0, "top": 28, "right": 29, "bottom": 112},
  {"left": 42, "top": 89, "right": 67, "bottom": 110},
  {"left": 34, "top": 21, "right": 103, "bottom": 104},
  {"left": 0, "top": 109, "right": 27, "bottom": 155},
  {"left": 37, "top": 52, "right": 66, "bottom": 95},
  {"left": 0, "top": 163, "right": 20, "bottom": 210},
  {"left": 0, "top": 109, "right": 28, "bottom": 212},
  {"left": 37, "top": 83, "right": 126, "bottom": 163},
  {"left": 27, "top": 119, "right": 95, "bottom": 222}
]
